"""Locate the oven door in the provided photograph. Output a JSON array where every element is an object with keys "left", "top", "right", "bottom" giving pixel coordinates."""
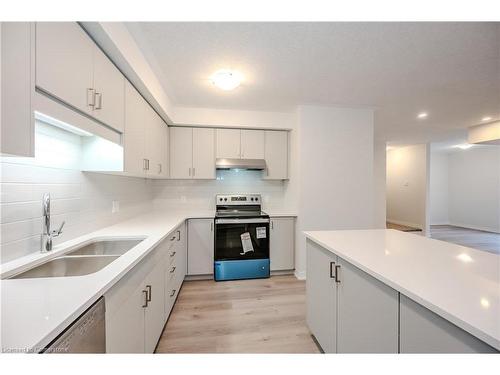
[{"left": 214, "top": 218, "right": 270, "bottom": 261}]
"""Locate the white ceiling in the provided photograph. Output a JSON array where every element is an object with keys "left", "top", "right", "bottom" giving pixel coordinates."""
[{"left": 126, "top": 22, "right": 500, "bottom": 142}]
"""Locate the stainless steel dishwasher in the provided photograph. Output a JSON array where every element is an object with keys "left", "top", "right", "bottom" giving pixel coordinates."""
[{"left": 43, "top": 297, "right": 106, "bottom": 353}]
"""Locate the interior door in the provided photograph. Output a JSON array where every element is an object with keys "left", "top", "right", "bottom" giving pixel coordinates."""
[
  {"left": 306, "top": 239, "right": 337, "bottom": 353},
  {"left": 123, "top": 81, "right": 146, "bottom": 176},
  {"left": 241, "top": 130, "right": 264, "bottom": 159},
  {"left": 170, "top": 127, "right": 193, "bottom": 179},
  {"left": 36, "top": 22, "right": 94, "bottom": 114},
  {"left": 216, "top": 128, "right": 241, "bottom": 159},
  {"left": 144, "top": 261, "right": 166, "bottom": 353},
  {"left": 264, "top": 131, "right": 288, "bottom": 179},
  {"left": 336, "top": 257, "right": 399, "bottom": 353},
  {"left": 92, "top": 45, "right": 125, "bottom": 132},
  {"left": 192, "top": 128, "right": 215, "bottom": 179}
]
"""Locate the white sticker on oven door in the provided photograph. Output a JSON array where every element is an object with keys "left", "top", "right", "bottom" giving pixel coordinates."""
[
  {"left": 240, "top": 232, "right": 254, "bottom": 254},
  {"left": 256, "top": 227, "right": 267, "bottom": 239}
]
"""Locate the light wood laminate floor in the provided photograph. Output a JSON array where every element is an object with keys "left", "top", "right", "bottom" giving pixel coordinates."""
[{"left": 155, "top": 275, "right": 320, "bottom": 353}]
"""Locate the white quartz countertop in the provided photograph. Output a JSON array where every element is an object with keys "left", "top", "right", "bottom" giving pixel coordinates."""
[
  {"left": 304, "top": 229, "right": 500, "bottom": 350},
  {"left": 0, "top": 209, "right": 215, "bottom": 352}
]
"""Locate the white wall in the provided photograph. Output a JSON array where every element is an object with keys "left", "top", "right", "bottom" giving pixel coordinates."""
[
  {"left": 295, "top": 105, "right": 375, "bottom": 278},
  {"left": 429, "top": 152, "right": 449, "bottom": 224},
  {"left": 386, "top": 144, "right": 430, "bottom": 231},
  {"left": 0, "top": 123, "right": 153, "bottom": 263},
  {"left": 373, "top": 139, "right": 387, "bottom": 228},
  {"left": 447, "top": 147, "right": 500, "bottom": 232}
]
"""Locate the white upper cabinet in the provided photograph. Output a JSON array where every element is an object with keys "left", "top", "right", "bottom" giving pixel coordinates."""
[
  {"left": 170, "top": 127, "right": 215, "bottom": 179},
  {"left": 36, "top": 22, "right": 125, "bottom": 133},
  {"left": 216, "top": 128, "right": 241, "bottom": 159},
  {"left": 1, "top": 22, "right": 35, "bottom": 157},
  {"left": 92, "top": 46, "right": 125, "bottom": 133},
  {"left": 36, "top": 22, "right": 94, "bottom": 115},
  {"left": 124, "top": 81, "right": 147, "bottom": 176},
  {"left": 145, "top": 106, "right": 168, "bottom": 178},
  {"left": 241, "top": 129, "right": 264, "bottom": 159},
  {"left": 264, "top": 131, "right": 288, "bottom": 180},
  {"left": 192, "top": 128, "right": 215, "bottom": 179},
  {"left": 170, "top": 127, "right": 193, "bottom": 179}
]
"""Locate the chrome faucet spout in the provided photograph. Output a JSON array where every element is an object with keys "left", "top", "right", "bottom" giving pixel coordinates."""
[{"left": 41, "top": 193, "right": 65, "bottom": 253}]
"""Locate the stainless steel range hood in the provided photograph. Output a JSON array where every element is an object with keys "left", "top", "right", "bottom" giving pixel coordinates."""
[{"left": 216, "top": 158, "right": 267, "bottom": 170}]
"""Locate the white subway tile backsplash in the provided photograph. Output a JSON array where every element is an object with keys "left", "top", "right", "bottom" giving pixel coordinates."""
[{"left": 0, "top": 160, "right": 153, "bottom": 264}]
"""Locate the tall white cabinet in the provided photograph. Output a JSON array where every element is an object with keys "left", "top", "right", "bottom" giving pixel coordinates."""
[
  {"left": 170, "top": 127, "right": 215, "bottom": 179},
  {"left": 1, "top": 22, "right": 35, "bottom": 157},
  {"left": 187, "top": 219, "right": 214, "bottom": 275},
  {"left": 269, "top": 217, "right": 295, "bottom": 271},
  {"left": 306, "top": 239, "right": 399, "bottom": 353},
  {"left": 264, "top": 131, "right": 288, "bottom": 180}
]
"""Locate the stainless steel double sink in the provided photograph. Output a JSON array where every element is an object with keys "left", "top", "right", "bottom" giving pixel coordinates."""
[{"left": 11, "top": 239, "right": 144, "bottom": 279}]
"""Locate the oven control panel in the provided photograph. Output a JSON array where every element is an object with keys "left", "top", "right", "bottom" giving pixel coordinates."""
[{"left": 216, "top": 194, "right": 261, "bottom": 205}]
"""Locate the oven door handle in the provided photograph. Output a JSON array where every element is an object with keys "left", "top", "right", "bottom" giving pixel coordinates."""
[{"left": 215, "top": 218, "right": 270, "bottom": 224}]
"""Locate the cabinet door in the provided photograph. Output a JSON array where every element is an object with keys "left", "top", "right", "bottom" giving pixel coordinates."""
[
  {"left": 187, "top": 219, "right": 214, "bottom": 275},
  {"left": 336, "top": 257, "right": 399, "bottom": 353},
  {"left": 145, "top": 107, "right": 167, "bottom": 178},
  {"left": 159, "top": 118, "right": 169, "bottom": 178},
  {"left": 241, "top": 129, "right": 264, "bottom": 159},
  {"left": 106, "top": 282, "right": 146, "bottom": 353},
  {"left": 264, "top": 131, "right": 288, "bottom": 180},
  {"left": 123, "top": 81, "right": 147, "bottom": 176},
  {"left": 399, "top": 294, "right": 497, "bottom": 353},
  {"left": 36, "top": 22, "right": 94, "bottom": 114},
  {"left": 1, "top": 22, "right": 35, "bottom": 157},
  {"left": 92, "top": 45, "right": 125, "bottom": 132},
  {"left": 192, "top": 128, "right": 215, "bottom": 179},
  {"left": 306, "top": 239, "right": 337, "bottom": 353},
  {"left": 144, "top": 261, "right": 166, "bottom": 353},
  {"left": 170, "top": 127, "right": 193, "bottom": 179},
  {"left": 216, "top": 128, "right": 241, "bottom": 159},
  {"left": 270, "top": 218, "right": 295, "bottom": 271}
]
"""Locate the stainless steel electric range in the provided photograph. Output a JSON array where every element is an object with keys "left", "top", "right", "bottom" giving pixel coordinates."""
[{"left": 214, "top": 194, "right": 270, "bottom": 281}]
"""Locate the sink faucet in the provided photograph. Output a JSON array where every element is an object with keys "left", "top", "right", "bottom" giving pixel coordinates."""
[{"left": 41, "top": 193, "right": 65, "bottom": 253}]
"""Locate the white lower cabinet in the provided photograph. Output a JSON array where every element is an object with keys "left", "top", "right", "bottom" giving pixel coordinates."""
[
  {"left": 269, "top": 217, "right": 295, "bottom": 271},
  {"left": 187, "top": 219, "right": 214, "bottom": 276},
  {"left": 399, "top": 294, "right": 497, "bottom": 353},
  {"left": 105, "top": 223, "right": 186, "bottom": 353},
  {"left": 306, "top": 239, "right": 399, "bottom": 353}
]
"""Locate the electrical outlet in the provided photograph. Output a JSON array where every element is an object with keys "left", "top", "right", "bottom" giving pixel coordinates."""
[{"left": 112, "top": 200, "right": 120, "bottom": 213}]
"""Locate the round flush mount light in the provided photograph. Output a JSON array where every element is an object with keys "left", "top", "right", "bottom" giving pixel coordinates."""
[
  {"left": 454, "top": 144, "right": 473, "bottom": 150},
  {"left": 481, "top": 116, "right": 492, "bottom": 122},
  {"left": 417, "top": 112, "right": 428, "bottom": 119},
  {"left": 210, "top": 69, "right": 242, "bottom": 91}
]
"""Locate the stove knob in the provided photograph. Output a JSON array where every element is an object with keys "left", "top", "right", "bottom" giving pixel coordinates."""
[
  {"left": 219, "top": 198, "right": 223, "bottom": 201},
  {"left": 224, "top": 198, "right": 227, "bottom": 201},
  {"left": 255, "top": 197, "right": 259, "bottom": 201},
  {"left": 250, "top": 197, "right": 254, "bottom": 201}
]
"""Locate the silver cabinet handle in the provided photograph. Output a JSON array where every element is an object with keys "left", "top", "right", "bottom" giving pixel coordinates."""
[
  {"left": 271, "top": 220, "right": 274, "bottom": 230},
  {"left": 146, "top": 159, "right": 150, "bottom": 170},
  {"left": 143, "top": 159, "right": 148, "bottom": 171},
  {"left": 170, "top": 234, "right": 176, "bottom": 241},
  {"left": 170, "top": 289, "right": 176, "bottom": 297},
  {"left": 330, "top": 261, "right": 335, "bottom": 279},
  {"left": 94, "top": 92, "right": 102, "bottom": 110},
  {"left": 146, "top": 285, "right": 152, "bottom": 302},
  {"left": 177, "top": 230, "right": 180, "bottom": 241},
  {"left": 210, "top": 222, "right": 213, "bottom": 232},
  {"left": 170, "top": 266, "right": 176, "bottom": 274},
  {"left": 188, "top": 167, "right": 191, "bottom": 176},
  {"left": 192, "top": 167, "right": 195, "bottom": 176},
  {"left": 335, "top": 265, "right": 341, "bottom": 283},
  {"left": 158, "top": 163, "right": 162, "bottom": 174},
  {"left": 142, "top": 290, "right": 148, "bottom": 308},
  {"left": 86, "top": 88, "right": 95, "bottom": 107},
  {"left": 170, "top": 251, "right": 176, "bottom": 257}
]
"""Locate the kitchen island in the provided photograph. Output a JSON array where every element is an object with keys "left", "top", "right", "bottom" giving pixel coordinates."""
[{"left": 305, "top": 229, "right": 500, "bottom": 353}]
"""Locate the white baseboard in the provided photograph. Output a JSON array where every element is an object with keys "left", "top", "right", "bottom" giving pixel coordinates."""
[
  {"left": 447, "top": 222, "right": 500, "bottom": 234},
  {"left": 386, "top": 219, "right": 423, "bottom": 230},
  {"left": 294, "top": 269, "right": 306, "bottom": 280}
]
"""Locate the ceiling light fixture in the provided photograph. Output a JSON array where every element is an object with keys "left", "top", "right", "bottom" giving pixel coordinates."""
[
  {"left": 454, "top": 144, "right": 473, "bottom": 150},
  {"left": 210, "top": 69, "right": 242, "bottom": 91},
  {"left": 481, "top": 116, "right": 492, "bottom": 122},
  {"left": 417, "top": 112, "right": 428, "bottom": 119}
]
